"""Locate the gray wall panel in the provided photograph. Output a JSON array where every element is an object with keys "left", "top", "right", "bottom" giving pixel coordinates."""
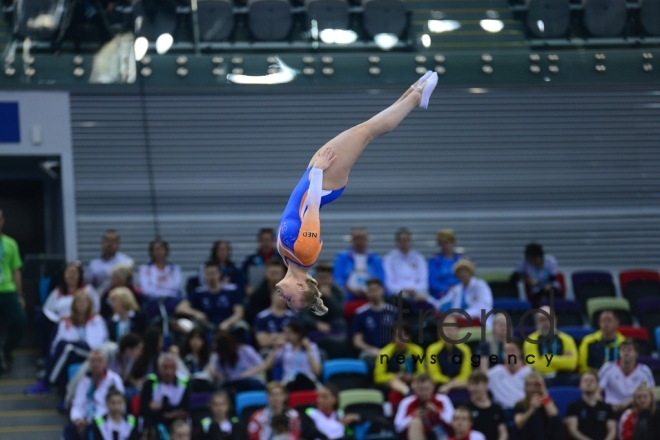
[{"left": 71, "top": 87, "right": 660, "bottom": 276}]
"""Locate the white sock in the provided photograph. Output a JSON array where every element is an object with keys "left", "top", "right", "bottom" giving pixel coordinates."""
[
  {"left": 418, "top": 72, "right": 438, "bottom": 109},
  {"left": 413, "top": 70, "right": 433, "bottom": 88}
]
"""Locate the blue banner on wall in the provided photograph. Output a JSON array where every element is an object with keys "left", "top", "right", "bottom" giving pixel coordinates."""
[{"left": 0, "top": 102, "right": 20, "bottom": 143}]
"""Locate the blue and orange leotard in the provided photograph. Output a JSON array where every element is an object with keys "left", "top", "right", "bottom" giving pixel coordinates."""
[{"left": 277, "top": 166, "right": 345, "bottom": 268}]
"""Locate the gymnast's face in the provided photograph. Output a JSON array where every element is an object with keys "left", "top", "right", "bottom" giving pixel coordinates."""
[{"left": 275, "top": 273, "right": 306, "bottom": 311}]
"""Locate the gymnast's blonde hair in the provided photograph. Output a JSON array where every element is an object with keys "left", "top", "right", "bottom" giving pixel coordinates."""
[{"left": 302, "top": 275, "right": 329, "bottom": 316}]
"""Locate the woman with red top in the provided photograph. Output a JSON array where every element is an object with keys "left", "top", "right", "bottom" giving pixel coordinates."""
[
  {"left": 619, "top": 383, "right": 660, "bottom": 440},
  {"left": 449, "top": 406, "right": 485, "bottom": 440},
  {"left": 513, "top": 372, "right": 564, "bottom": 440}
]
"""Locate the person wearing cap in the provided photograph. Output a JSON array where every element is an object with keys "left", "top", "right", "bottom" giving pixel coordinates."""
[
  {"left": 428, "top": 229, "right": 464, "bottom": 300},
  {"left": 432, "top": 260, "right": 493, "bottom": 327}
]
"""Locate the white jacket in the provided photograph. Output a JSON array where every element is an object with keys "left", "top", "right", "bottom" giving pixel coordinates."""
[
  {"left": 51, "top": 315, "right": 109, "bottom": 354},
  {"left": 70, "top": 369, "right": 125, "bottom": 421}
]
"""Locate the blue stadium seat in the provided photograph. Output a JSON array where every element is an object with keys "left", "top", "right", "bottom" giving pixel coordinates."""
[
  {"left": 322, "top": 359, "right": 368, "bottom": 382},
  {"left": 656, "top": 327, "right": 660, "bottom": 353},
  {"left": 493, "top": 299, "right": 533, "bottom": 326},
  {"left": 39, "top": 277, "right": 52, "bottom": 305},
  {"left": 235, "top": 391, "right": 267, "bottom": 418},
  {"left": 68, "top": 363, "right": 83, "bottom": 381},
  {"left": 559, "top": 326, "right": 594, "bottom": 345},
  {"left": 548, "top": 386, "right": 581, "bottom": 418}
]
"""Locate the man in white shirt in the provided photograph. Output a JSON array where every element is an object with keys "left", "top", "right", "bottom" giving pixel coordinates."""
[
  {"left": 85, "top": 230, "right": 133, "bottom": 292},
  {"left": 488, "top": 339, "right": 532, "bottom": 410},
  {"left": 64, "top": 350, "right": 125, "bottom": 440},
  {"left": 598, "top": 338, "right": 655, "bottom": 412},
  {"left": 383, "top": 228, "right": 429, "bottom": 299},
  {"left": 434, "top": 260, "right": 493, "bottom": 327}
]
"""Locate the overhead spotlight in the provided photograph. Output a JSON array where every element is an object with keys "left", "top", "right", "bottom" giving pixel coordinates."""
[
  {"left": 156, "top": 33, "right": 173, "bottom": 55},
  {"left": 374, "top": 33, "right": 398, "bottom": 50},
  {"left": 142, "top": 56, "right": 152, "bottom": 65},
  {"left": 480, "top": 19, "right": 504, "bottom": 33},
  {"left": 529, "top": 53, "right": 540, "bottom": 62},
  {"left": 642, "top": 63, "right": 653, "bottom": 72},
  {"left": 232, "top": 67, "right": 244, "bottom": 74},
  {"left": 25, "top": 67, "right": 36, "bottom": 77},
  {"left": 319, "top": 29, "right": 358, "bottom": 45},
  {"left": 434, "top": 54, "right": 445, "bottom": 63},
  {"left": 482, "top": 65, "right": 493, "bottom": 74},
  {"left": 232, "top": 57, "right": 244, "bottom": 65},
  {"left": 134, "top": 37, "right": 149, "bottom": 62},
  {"left": 421, "top": 34, "right": 431, "bottom": 48},
  {"left": 212, "top": 67, "right": 226, "bottom": 76},
  {"left": 415, "top": 55, "right": 427, "bottom": 63},
  {"left": 548, "top": 64, "right": 559, "bottom": 74},
  {"left": 267, "top": 56, "right": 278, "bottom": 64},
  {"left": 321, "top": 56, "right": 333, "bottom": 64},
  {"left": 427, "top": 19, "right": 460, "bottom": 33},
  {"left": 481, "top": 54, "right": 493, "bottom": 63}
]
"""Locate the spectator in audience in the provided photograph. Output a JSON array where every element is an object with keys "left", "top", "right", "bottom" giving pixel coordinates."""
[
  {"left": 176, "top": 262, "right": 245, "bottom": 332},
  {"left": 394, "top": 373, "right": 455, "bottom": 440},
  {"left": 28, "top": 290, "right": 109, "bottom": 395},
  {"left": 0, "top": 208, "right": 26, "bottom": 374},
  {"left": 464, "top": 371, "right": 508, "bottom": 440},
  {"left": 513, "top": 372, "right": 564, "bottom": 440},
  {"left": 578, "top": 310, "right": 624, "bottom": 373},
  {"left": 91, "top": 387, "right": 138, "bottom": 440},
  {"left": 254, "top": 288, "right": 297, "bottom": 351},
  {"left": 201, "top": 240, "right": 246, "bottom": 293},
  {"left": 428, "top": 229, "right": 462, "bottom": 299},
  {"left": 197, "top": 391, "right": 243, "bottom": 439},
  {"left": 510, "top": 243, "right": 562, "bottom": 306},
  {"left": 618, "top": 383, "right": 660, "bottom": 440},
  {"left": 302, "top": 383, "right": 361, "bottom": 440},
  {"left": 130, "top": 327, "right": 165, "bottom": 388},
  {"left": 374, "top": 323, "right": 425, "bottom": 404},
  {"left": 449, "top": 406, "right": 486, "bottom": 440},
  {"left": 64, "top": 350, "right": 125, "bottom": 440},
  {"left": 140, "top": 353, "right": 190, "bottom": 433},
  {"left": 139, "top": 239, "right": 183, "bottom": 317},
  {"left": 107, "top": 287, "right": 148, "bottom": 342},
  {"left": 427, "top": 314, "right": 472, "bottom": 393},
  {"left": 523, "top": 305, "right": 578, "bottom": 383},
  {"left": 39, "top": 261, "right": 98, "bottom": 360},
  {"left": 383, "top": 228, "right": 428, "bottom": 300},
  {"left": 300, "top": 262, "right": 346, "bottom": 334},
  {"left": 85, "top": 229, "right": 134, "bottom": 292},
  {"left": 352, "top": 279, "right": 397, "bottom": 365},
  {"left": 433, "top": 260, "right": 493, "bottom": 327},
  {"left": 333, "top": 227, "right": 385, "bottom": 300},
  {"left": 180, "top": 327, "right": 211, "bottom": 376},
  {"left": 242, "top": 228, "right": 282, "bottom": 296},
  {"left": 257, "top": 321, "right": 322, "bottom": 392},
  {"left": 206, "top": 331, "right": 265, "bottom": 393},
  {"left": 246, "top": 260, "right": 286, "bottom": 327},
  {"left": 170, "top": 419, "right": 192, "bottom": 440},
  {"left": 99, "top": 263, "right": 144, "bottom": 320},
  {"left": 476, "top": 313, "right": 509, "bottom": 371},
  {"left": 488, "top": 339, "right": 533, "bottom": 411},
  {"left": 248, "top": 381, "right": 301, "bottom": 440},
  {"left": 599, "top": 338, "right": 655, "bottom": 412},
  {"left": 565, "top": 370, "right": 616, "bottom": 440},
  {"left": 271, "top": 414, "right": 296, "bottom": 440}
]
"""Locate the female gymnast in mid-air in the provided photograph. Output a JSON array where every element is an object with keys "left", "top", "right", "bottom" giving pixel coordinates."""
[{"left": 276, "top": 71, "right": 439, "bottom": 315}]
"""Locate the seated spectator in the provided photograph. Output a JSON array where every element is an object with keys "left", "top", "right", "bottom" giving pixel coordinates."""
[
  {"left": 271, "top": 414, "right": 296, "bottom": 440},
  {"left": 433, "top": 260, "right": 493, "bottom": 327},
  {"left": 106, "top": 287, "right": 148, "bottom": 341},
  {"left": 599, "top": 338, "right": 655, "bottom": 412},
  {"left": 99, "top": 263, "right": 143, "bottom": 320},
  {"left": 383, "top": 228, "right": 428, "bottom": 300},
  {"left": 84, "top": 229, "right": 134, "bottom": 292},
  {"left": 130, "top": 327, "right": 165, "bottom": 389},
  {"left": 39, "top": 261, "right": 99, "bottom": 360},
  {"left": 63, "top": 350, "right": 125, "bottom": 440},
  {"left": 200, "top": 240, "right": 246, "bottom": 293},
  {"left": 205, "top": 331, "right": 265, "bottom": 393},
  {"left": 426, "top": 314, "right": 472, "bottom": 393},
  {"left": 510, "top": 243, "right": 562, "bottom": 306},
  {"left": 140, "top": 353, "right": 191, "bottom": 433},
  {"left": 241, "top": 228, "right": 282, "bottom": 296},
  {"left": 248, "top": 381, "right": 301, "bottom": 440},
  {"left": 170, "top": 419, "right": 192, "bottom": 440},
  {"left": 476, "top": 313, "right": 508, "bottom": 371},
  {"left": 513, "top": 372, "right": 564, "bottom": 440},
  {"left": 246, "top": 260, "right": 286, "bottom": 326},
  {"left": 578, "top": 310, "right": 624, "bottom": 373},
  {"left": 264, "top": 321, "right": 322, "bottom": 391},
  {"left": 301, "top": 384, "right": 361, "bottom": 440},
  {"left": 28, "top": 290, "right": 109, "bottom": 395},
  {"left": 394, "top": 373, "right": 455, "bottom": 440},
  {"left": 566, "top": 370, "right": 617, "bottom": 440},
  {"left": 449, "top": 406, "right": 486, "bottom": 440},
  {"left": 197, "top": 391, "right": 243, "bottom": 440},
  {"left": 351, "top": 279, "right": 397, "bottom": 364},
  {"left": 523, "top": 305, "right": 578, "bottom": 384},
  {"left": 176, "top": 262, "right": 245, "bottom": 332},
  {"left": 618, "top": 383, "right": 660, "bottom": 440},
  {"left": 180, "top": 327, "right": 211, "bottom": 376},
  {"left": 138, "top": 239, "right": 183, "bottom": 317},
  {"left": 374, "top": 323, "right": 425, "bottom": 404},
  {"left": 91, "top": 387, "right": 138, "bottom": 440},
  {"left": 333, "top": 227, "right": 385, "bottom": 300},
  {"left": 464, "top": 371, "right": 507, "bottom": 440},
  {"left": 300, "top": 262, "right": 346, "bottom": 335},
  {"left": 254, "top": 289, "right": 297, "bottom": 351},
  {"left": 428, "top": 229, "right": 463, "bottom": 300},
  {"left": 488, "top": 339, "right": 533, "bottom": 411}
]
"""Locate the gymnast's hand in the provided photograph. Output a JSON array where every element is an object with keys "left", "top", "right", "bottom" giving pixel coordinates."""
[{"left": 312, "top": 147, "right": 337, "bottom": 170}]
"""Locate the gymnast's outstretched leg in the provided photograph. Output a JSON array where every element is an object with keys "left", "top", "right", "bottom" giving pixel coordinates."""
[{"left": 310, "top": 71, "right": 438, "bottom": 190}]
